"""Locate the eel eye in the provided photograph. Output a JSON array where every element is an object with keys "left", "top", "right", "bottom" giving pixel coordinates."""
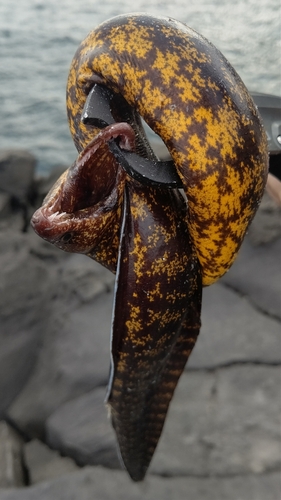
[{"left": 60, "top": 232, "right": 73, "bottom": 244}]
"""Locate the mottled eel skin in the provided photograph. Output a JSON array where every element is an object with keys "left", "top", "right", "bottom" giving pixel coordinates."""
[{"left": 31, "top": 13, "right": 268, "bottom": 481}]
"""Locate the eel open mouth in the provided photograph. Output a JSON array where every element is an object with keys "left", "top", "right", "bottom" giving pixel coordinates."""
[
  {"left": 31, "top": 122, "right": 135, "bottom": 255},
  {"left": 59, "top": 122, "right": 136, "bottom": 213},
  {"left": 31, "top": 84, "right": 183, "bottom": 256}
]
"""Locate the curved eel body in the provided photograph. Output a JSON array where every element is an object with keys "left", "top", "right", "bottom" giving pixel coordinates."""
[
  {"left": 31, "top": 13, "right": 268, "bottom": 481},
  {"left": 66, "top": 13, "right": 268, "bottom": 285}
]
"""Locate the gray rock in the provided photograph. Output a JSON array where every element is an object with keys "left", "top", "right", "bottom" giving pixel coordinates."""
[
  {"left": 0, "top": 421, "right": 24, "bottom": 488},
  {"left": 0, "top": 230, "right": 55, "bottom": 416},
  {"left": 153, "top": 370, "right": 214, "bottom": 476},
  {"left": 23, "top": 439, "right": 78, "bottom": 484},
  {"left": 188, "top": 281, "right": 281, "bottom": 369},
  {"left": 56, "top": 252, "right": 114, "bottom": 303},
  {"left": 44, "top": 365, "right": 281, "bottom": 479},
  {"left": 152, "top": 366, "right": 281, "bottom": 476},
  {"left": 7, "top": 254, "right": 115, "bottom": 437},
  {"left": 0, "top": 193, "right": 10, "bottom": 218},
  {"left": 46, "top": 387, "right": 119, "bottom": 469},
  {"left": 248, "top": 191, "right": 281, "bottom": 245},
  {"left": 221, "top": 236, "right": 281, "bottom": 320},
  {"left": 0, "top": 466, "right": 280, "bottom": 500},
  {"left": 209, "top": 365, "right": 281, "bottom": 475},
  {"left": 0, "top": 150, "right": 36, "bottom": 201}
]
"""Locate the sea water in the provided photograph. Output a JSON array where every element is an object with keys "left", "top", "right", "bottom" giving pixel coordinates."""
[{"left": 0, "top": 0, "right": 280, "bottom": 173}]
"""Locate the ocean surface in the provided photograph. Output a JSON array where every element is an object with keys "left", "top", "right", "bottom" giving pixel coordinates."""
[{"left": 0, "top": 0, "right": 280, "bottom": 174}]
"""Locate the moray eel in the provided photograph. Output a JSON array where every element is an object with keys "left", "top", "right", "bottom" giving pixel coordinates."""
[{"left": 31, "top": 13, "right": 268, "bottom": 481}]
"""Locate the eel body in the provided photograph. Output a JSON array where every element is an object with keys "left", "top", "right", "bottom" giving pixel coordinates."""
[{"left": 31, "top": 13, "right": 268, "bottom": 481}]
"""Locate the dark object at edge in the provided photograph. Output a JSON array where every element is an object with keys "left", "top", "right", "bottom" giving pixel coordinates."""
[{"left": 251, "top": 92, "right": 281, "bottom": 180}]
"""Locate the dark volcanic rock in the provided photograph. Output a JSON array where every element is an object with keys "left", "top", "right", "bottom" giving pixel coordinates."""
[
  {"left": 0, "top": 193, "right": 11, "bottom": 218},
  {"left": 0, "top": 150, "right": 37, "bottom": 230},
  {"left": 0, "top": 150, "right": 36, "bottom": 201}
]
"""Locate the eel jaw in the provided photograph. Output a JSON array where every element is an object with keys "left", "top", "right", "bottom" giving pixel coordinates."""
[{"left": 31, "top": 123, "right": 135, "bottom": 257}]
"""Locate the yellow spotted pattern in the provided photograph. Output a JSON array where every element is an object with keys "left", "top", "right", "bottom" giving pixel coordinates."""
[
  {"left": 107, "top": 182, "right": 201, "bottom": 479},
  {"left": 66, "top": 13, "right": 268, "bottom": 285}
]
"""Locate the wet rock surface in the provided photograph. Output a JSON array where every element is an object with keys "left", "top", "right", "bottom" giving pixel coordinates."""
[{"left": 0, "top": 151, "right": 280, "bottom": 499}]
